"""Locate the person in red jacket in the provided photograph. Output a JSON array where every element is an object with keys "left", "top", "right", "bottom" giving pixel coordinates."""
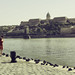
[{"left": 0, "top": 36, "right": 3, "bottom": 55}]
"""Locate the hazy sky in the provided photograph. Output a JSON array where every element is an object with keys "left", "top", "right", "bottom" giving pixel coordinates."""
[{"left": 0, "top": 0, "right": 75, "bottom": 25}]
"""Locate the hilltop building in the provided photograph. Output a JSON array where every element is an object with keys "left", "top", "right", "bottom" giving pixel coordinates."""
[
  {"left": 20, "top": 12, "right": 75, "bottom": 27},
  {"left": 20, "top": 21, "right": 29, "bottom": 26},
  {"left": 5, "top": 12, "right": 75, "bottom": 38},
  {"left": 53, "top": 17, "right": 67, "bottom": 24},
  {"left": 29, "top": 19, "right": 40, "bottom": 26},
  {"left": 20, "top": 12, "right": 51, "bottom": 26},
  {"left": 20, "top": 19, "right": 40, "bottom": 26}
]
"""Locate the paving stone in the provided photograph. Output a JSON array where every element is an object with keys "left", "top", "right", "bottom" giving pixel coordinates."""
[{"left": 0, "top": 55, "right": 75, "bottom": 75}]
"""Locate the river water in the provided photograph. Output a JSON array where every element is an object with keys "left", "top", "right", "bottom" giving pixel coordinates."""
[{"left": 3, "top": 38, "right": 75, "bottom": 67}]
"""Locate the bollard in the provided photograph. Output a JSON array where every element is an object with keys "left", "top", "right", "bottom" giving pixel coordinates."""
[{"left": 10, "top": 51, "right": 17, "bottom": 63}]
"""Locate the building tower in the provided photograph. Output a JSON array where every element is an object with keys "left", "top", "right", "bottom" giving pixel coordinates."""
[{"left": 46, "top": 12, "right": 50, "bottom": 20}]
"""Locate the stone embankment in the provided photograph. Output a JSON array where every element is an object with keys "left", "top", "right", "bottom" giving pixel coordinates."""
[{"left": 0, "top": 53, "right": 75, "bottom": 75}]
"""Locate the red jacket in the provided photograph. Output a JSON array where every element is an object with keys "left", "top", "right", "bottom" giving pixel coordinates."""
[{"left": 0, "top": 40, "right": 3, "bottom": 50}]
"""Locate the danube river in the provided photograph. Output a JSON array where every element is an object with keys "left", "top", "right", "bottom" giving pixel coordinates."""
[{"left": 3, "top": 38, "right": 75, "bottom": 67}]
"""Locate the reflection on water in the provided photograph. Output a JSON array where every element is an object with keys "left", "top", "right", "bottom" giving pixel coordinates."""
[{"left": 3, "top": 38, "right": 75, "bottom": 67}]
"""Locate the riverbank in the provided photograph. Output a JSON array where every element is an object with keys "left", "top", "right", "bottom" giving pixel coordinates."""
[
  {"left": 0, "top": 53, "right": 75, "bottom": 75},
  {"left": 3, "top": 34, "right": 75, "bottom": 39}
]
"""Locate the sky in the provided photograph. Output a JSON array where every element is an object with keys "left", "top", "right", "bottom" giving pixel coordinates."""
[{"left": 0, "top": 0, "right": 75, "bottom": 25}]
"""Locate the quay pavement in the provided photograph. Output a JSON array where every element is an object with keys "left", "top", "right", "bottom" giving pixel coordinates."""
[{"left": 0, "top": 54, "right": 75, "bottom": 75}]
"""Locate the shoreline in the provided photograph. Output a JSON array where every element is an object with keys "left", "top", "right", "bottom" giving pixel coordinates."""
[
  {"left": 0, "top": 52, "right": 75, "bottom": 75},
  {"left": 3, "top": 34, "right": 75, "bottom": 39}
]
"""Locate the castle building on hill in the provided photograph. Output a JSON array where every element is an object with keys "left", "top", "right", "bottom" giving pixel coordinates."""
[
  {"left": 20, "top": 12, "right": 51, "bottom": 26},
  {"left": 20, "top": 12, "right": 75, "bottom": 27},
  {"left": 20, "top": 19, "right": 40, "bottom": 26},
  {"left": 6, "top": 12, "right": 75, "bottom": 37}
]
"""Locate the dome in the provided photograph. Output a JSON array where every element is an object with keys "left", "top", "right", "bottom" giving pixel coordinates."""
[{"left": 46, "top": 12, "right": 50, "bottom": 20}]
